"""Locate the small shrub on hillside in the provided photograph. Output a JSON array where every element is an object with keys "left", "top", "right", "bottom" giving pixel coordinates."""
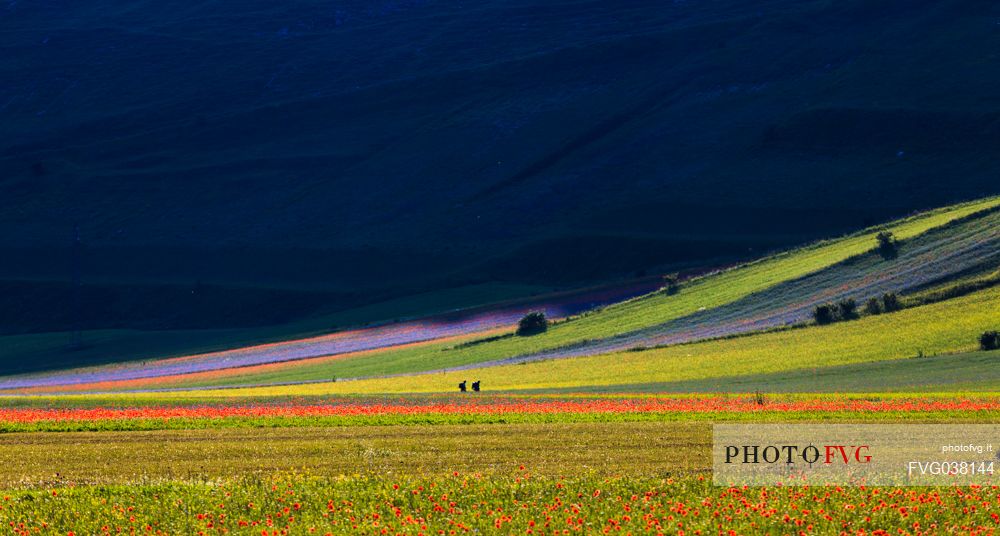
[
  {"left": 815, "top": 298, "right": 860, "bottom": 324},
  {"left": 661, "top": 273, "right": 680, "bottom": 295},
  {"left": 864, "top": 297, "right": 883, "bottom": 315},
  {"left": 864, "top": 292, "right": 903, "bottom": 316},
  {"left": 876, "top": 231, "right": 899, "bottom": 259},
  {"left": 836, "top": 298, "right": 859, "bottom": 320},
  {"left": 516, "top": 311, "right": 548, "bottom": 336},
  {"left": 813, "top": 304, "right": 837, "bottom": 325},
  {"left": 981, "top": 331, "right": 1000, "bottom": 351},
  {"left": 881, "top": 292, "right": 902, "bottom": 312}
]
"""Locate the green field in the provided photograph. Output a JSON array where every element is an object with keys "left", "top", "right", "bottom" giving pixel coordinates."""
[
  {"left": 0, "top": 423, "right": 708, "bottom": 486},
  {"left": 553, "top": 349, "right": 1000, "bottom": 394},
  {"left": 113, "top": 282, "right": 998, "bottom": 398}
]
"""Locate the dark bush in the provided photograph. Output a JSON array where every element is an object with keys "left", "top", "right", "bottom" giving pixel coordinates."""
[
  {"left": 813, "top": 304, "right": 837, "bottom": 325},
  {"left": 661, "top": 273, "right": 680, "bottom": 295},
  {"left": 881, "top": 292, "right": 902, "bottom": 312},
  {"left": 815, "top": 298, "right": 862, "bottom": 324},
  {"left": 865, "top": 292, "right": 902, "bottom": 315},
  {"left": 876, "top": 231, "right": 898, "bottom": 259},
  {"left": 516, "top": 311, "right": 548, "bottom": 336},
  {"left": 837, "top": 298, "right": 859, "bottom": 320},
  {"left": 981, "top": 331, "right": 1000, "bottom": 351}
]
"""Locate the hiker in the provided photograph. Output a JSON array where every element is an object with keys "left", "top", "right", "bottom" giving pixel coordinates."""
[
  {"left": 471, "top": 380, "right": 480, "bottom": 392},
  {"left": 458, "top": 380, "right": 467, "bottom": 392}
]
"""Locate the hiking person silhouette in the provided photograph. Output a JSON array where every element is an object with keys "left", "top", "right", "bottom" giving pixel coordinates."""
[
  {"left": 471, "top": 380, "right": 480, "bottom": 392},
  {"left": 458, "top": 380, "right": 467, "bottom": 392}
]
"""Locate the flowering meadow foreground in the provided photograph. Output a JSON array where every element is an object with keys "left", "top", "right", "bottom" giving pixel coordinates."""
[
  {"left": 2, "top": 472, "right": 999, "bottom": 536},
  {"left": 1, "top": 395, "right": 999, "bottom": 534}
]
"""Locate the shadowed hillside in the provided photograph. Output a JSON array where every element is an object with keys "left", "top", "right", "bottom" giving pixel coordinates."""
[
  {"left": 2, "top": 0, "right": 999, "bottom": 364},
  {"left": 4, "top": 197, "right": 995, "bottom": 392}
]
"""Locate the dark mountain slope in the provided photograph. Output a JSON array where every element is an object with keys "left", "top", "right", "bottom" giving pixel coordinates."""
[{"left": 1, "top": 0, "right": 999, "bottom": 334}]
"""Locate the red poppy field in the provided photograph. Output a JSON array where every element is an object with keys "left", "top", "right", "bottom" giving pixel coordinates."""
[
  {"left": 0, "top": 396, "right": 999, "bottom": 534},
  {"left": 2, "top": 394, "right": 999, "bottom": 432},
  {"left": 2, "top": 471, "right": 999, "bottom": 536}
]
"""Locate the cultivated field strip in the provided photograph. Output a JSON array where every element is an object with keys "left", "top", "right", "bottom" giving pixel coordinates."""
[
  {"left": 487, "top": 207, "right": 1000, "bottom": 365},
  {"left": 568, "top": 349, "right": 1000, "bottom": 393},
  {"left": 155, "top": 204, "right": 999, "bottom": 390},
  {"left": 0, "top": 422, "right": 709, "bottom": 486},
  {"left": 204, "top": 284, "right": 1000, "bottom": 395},
  {"left": 0, "top": 281, "right": 656, "bottom": 390}
]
